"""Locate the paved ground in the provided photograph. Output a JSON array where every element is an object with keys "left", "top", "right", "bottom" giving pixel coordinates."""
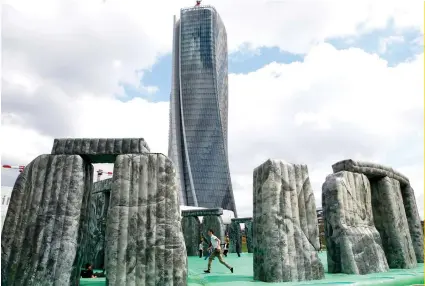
[{"left": 80, "top": 252, "right": 424, "bottom": 286}]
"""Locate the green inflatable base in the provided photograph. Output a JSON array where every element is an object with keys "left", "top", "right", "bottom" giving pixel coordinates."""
[{"left": 80, "top": 252, "right": 424, "bottom": 286}]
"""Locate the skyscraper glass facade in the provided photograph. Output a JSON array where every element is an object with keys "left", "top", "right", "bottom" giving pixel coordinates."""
[{"left": 168, "top": 5, "right": 237, "bottom": 216}]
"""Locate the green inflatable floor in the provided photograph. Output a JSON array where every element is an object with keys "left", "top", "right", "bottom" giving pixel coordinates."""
[{"left": 80, "top": 252, "right": 424, "bottom": 286}]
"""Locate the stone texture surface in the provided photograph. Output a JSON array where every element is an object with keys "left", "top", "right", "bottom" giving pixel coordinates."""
[
  {"left": 84, "top": 178, "right": 112, "bottom": 268},
  {"left": 182, "top": 216, "right": 201, "bottom": 256},
  {"left": 332, "top": 159, "right": 409, "bottom": 186},
  {"left": 181, "top": 208, "right": 223, "bottom": 217},
  {"left": 370, "top": 176, "right": 417, "bottom": 269},
  {"left": 400, "top": 185, "right": 424, "bottom": 263},
  {"left": 253, "top": 159, "right": 325, "bottom": 282},
  {"left": 105, "top": 153, "right": 187, "bottom": 286},
  {"left": 1, "top": 154, "right": 93, "bottom": 286},
  {"left": 229, "top": 218, "right": 252, "bottom": 253},
  {"left": 51, "top": 138, "right": 150, "bottom": 163},
  {"left": 86, "top": 191, "right": 109, "bottom": 269},
  {"left": 229, "top": 220, "right": 242, "bottom": 253},
  {"left": 93, "top": 177, "right": 113, "bottom": 193},
  {"left": 322, "top": 171, "right": 389, "bottom": 275}
]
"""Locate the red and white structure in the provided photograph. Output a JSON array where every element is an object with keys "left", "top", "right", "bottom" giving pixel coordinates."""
[
  {"left": 96, "top": 169, "right": 113, "bottom": 182},
  {"left": 2, "top": 165, "right": 25, "bottom": 173}
]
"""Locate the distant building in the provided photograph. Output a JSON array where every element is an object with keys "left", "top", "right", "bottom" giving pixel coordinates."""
[{"left": 168, "top": 4, "right": 237, "bottom": 216}]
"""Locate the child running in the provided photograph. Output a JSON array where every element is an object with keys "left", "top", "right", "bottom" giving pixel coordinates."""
[{"left": 204, "top": 229, "right": 233, "bottom": 274}]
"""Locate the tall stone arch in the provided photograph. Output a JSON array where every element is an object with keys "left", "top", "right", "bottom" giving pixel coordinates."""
[{"left": 1, "top": 138, "right": 187, "bottom": 286}]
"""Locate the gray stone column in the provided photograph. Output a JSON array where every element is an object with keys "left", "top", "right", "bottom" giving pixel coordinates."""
[
  {"left": 371, "top": 176, "right": 417, "bottom": 269},
  {"left": 253, "top": 159, "right": 324, "bottom": 282},
  {"left": 245, "top": 220, "right": 253, "bottom": 253},
  {"left": 1, "top": 154, "right": 93, "bottom": 286},
  {"left": 105, "top": 154, "right": 187, "bottom": 286},
  {"left": 86, "top": 178, "right": 113, "bottom": 269},
  {"left": 400, "top": 185, "right": 424, "bottom": 263},
  {"left": 322, "top": 171, "right": 389, "bottom": 274},
  {"left": 182, "top": 216, "right": 201, "bottom": 256},
  {"left": 229, "top": 221, "right": 241, "bottom": 253}
]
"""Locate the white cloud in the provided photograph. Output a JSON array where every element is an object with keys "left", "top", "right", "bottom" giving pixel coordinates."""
[
  {"left": 3, "top": 0, "right": 423, "bottom": 61},
  {"left": 1, "top": 0, "right": 423, "bottom": 221},
  {"left": 228, "top": 45, "right": 423, "bottom": 218}
]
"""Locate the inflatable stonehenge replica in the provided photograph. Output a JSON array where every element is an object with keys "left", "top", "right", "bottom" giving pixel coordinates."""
[
  {"left": 323, "top": 160, "right": 423, "bottom": 274},
  {"left": 2, "top": 136, "right": 423, "bottom": 285},
  {"left": 1, "top": 138, "right": 187, "bottom": 286},
  {"left": 251, "top": 158, "right": 423, "bottom": 283}
]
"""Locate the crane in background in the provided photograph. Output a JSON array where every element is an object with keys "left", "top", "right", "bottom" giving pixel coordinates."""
[
  {"left": 2, "top": 165, "right": 25, "bottom": 173},
  {"left": 96, "top": 169, "right": 113, "bottom": 182}
]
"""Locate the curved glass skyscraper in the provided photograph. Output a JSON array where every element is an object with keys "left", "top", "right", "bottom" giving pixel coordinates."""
[{"left": 168, "top": 5, "right": 237, "bottom": 216}]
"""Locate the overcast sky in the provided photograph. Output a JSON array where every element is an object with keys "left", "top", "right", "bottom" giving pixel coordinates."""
[{"left": 1, "top": 0, "right": 424, "bottom": 219}]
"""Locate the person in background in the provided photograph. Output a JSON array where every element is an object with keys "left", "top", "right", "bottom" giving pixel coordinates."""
[
  {"left": 236, "top": 238, "right": 241, "bottom": 257},
  {"left": 81, "top": 263, "right": 97, "bottom": 278},
  {"left": 223, "top": 235, "right": 230, "bottom": 257},
  {"left": 204, "top": 229, "right": 233, "bottom": 274},
  {"left": 199, "top": 240, "right": 203, "bottom": 258}
]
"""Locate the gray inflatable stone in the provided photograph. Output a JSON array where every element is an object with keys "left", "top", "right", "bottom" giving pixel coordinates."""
[
  {"left": 85, "top": 178, "right": 113, "bottom": 269},
  {"left": 253, "top": 159, "right": 325, "bottom": 282},
  {"left": 322, "top": 171, "right": 389, "bottom": 274},
  {"left": 93, "top": 177, "right": 113, "bottom": 193},
  {"left": 182, "top": 216, "right": 201, "bottom": 256},
  {"left": 1, "top": 154, "right": 93, "bottom": 286},
  {"left": 333, "top": 159, "right": 423, "bottom": 264},
  {"left": 400, "top": 185, "right": 424, "bottom": 263},
  {"left": 370, "top": 176, "right": 417, "bottom": 269},
  {"left": 332, "top": 159, "right": 409, "bottom": 186},
  {"left": 181, "top": 208, "right": 223, "bottom": 217},
  {"left": 51, "top": 138, "right": 150, "bottom": 163},
  {"left": 105, "top": 153, "right": 187, "bottom": 286},
  {"left": 229, "top": 218, "right": 252, "bottom": 253},
  {"left": 229, "top": 220, "right": 242, "bottom": 253},
  {"left": 86, "top": 191, "right": 108, "bottom": 269}
]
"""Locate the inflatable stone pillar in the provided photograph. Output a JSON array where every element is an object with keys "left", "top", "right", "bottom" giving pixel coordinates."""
[
  {"left": 86, "top": 178, "right": 113, "bottom": 269},
  {"left": 322, "top": 171, "right": 389, "bottom": 274},
  {"left": 1, "top": 154, "right": 93, "bottom": 286},
  {"left": 181, "top": 216, "right": 201, "bottom": 256},
  {"left": 400, "top": 185, "right": 424, "bottom": 263},
  {"left": 105, "top": 154, "right": 187, "bottom": 285},
  {"left": 229, "top": 220, "right": 242, "bottom": 253},
  {"left": 253, "top": 159, "right": 325, "bottom": 283},
  {"left": 370, "top": 177, "right": 417, "bottom": 269}
]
